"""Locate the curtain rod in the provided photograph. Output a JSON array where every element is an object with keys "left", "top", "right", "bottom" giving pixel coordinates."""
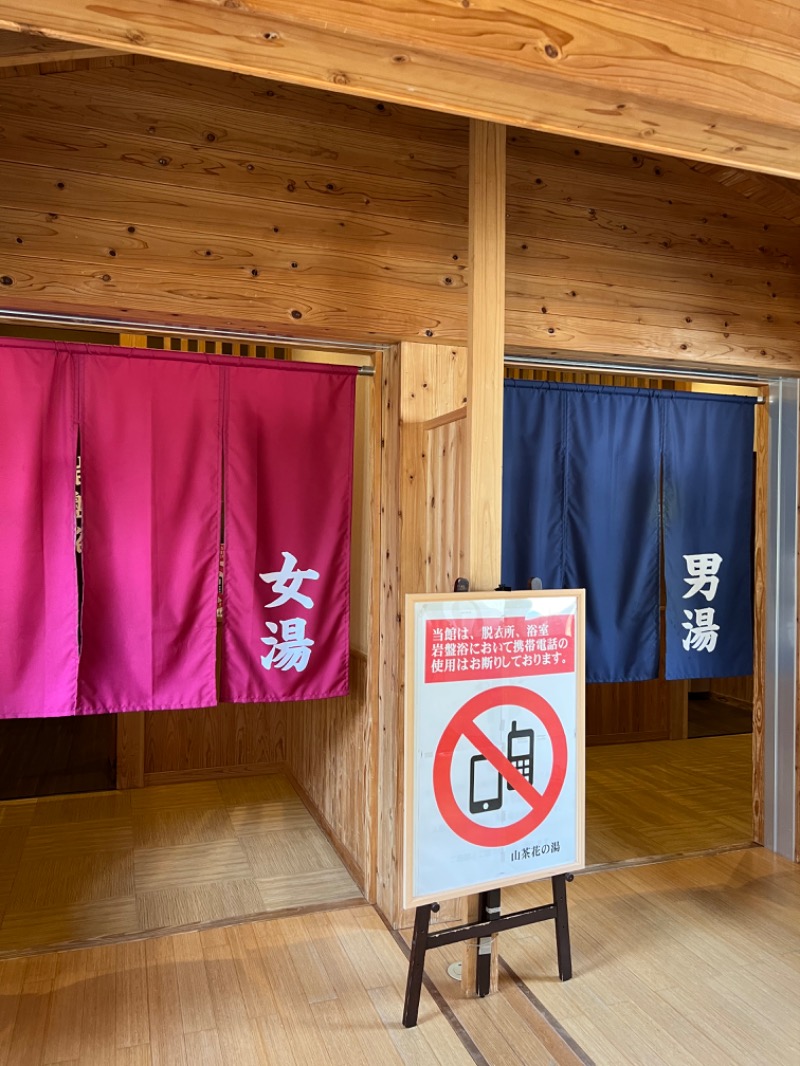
[
  {"left": 505, "top": 353, "right": 767, "bottom": 400},
  {"left": 0, "top": 309, "right": 772, "bottom": 395},
  {"left": 0, "top": 310, "right": 378, "bottom": 375}
]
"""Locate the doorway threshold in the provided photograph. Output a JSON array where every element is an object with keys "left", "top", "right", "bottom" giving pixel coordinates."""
[{"left": 580, "top": 839, "right": 758, "bottom": 877}]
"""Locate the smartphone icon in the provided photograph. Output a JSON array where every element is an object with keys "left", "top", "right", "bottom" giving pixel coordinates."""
[
  {"left": 507, "top": 720, "right": 534, "bottom": 791},
  {"left": 469, "top": 755, "right": 503, "bottom": 814}
]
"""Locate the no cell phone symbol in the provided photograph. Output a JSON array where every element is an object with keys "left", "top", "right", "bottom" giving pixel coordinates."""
[
  {"left": 434, "top": 686, "right": 568, "bottom": 848},
  {"left": 469, "top": 720, "right": 535, "bottom": 814}
]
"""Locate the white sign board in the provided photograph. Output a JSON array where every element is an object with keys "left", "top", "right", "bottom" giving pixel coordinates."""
[{"left": 403, "top": 590, "right": 585, "bottom": 909}]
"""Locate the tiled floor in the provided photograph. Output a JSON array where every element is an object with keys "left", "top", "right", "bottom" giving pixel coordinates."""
[
  {"left": 0, "top": 734, "right": 751, "bottom": 955},
  {"left": 0, "top": 773, "right": 362, "bottom": 955},
  {"left": 585, "top": 732, "right": 752, "bottom": 865}
]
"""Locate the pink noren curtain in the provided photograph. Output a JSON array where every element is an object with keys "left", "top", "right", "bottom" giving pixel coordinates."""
[
  {"left": 221, "top": 361, "right": 356, "bottom": 703},
  {"left": 77, "top": 349, "right": 222, "bottom": 713},
  {"left": 0, "top": 341, "right": 78, "bottom": 718}
]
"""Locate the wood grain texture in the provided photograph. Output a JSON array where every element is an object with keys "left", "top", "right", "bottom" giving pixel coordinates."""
[
  {"left": 377, "top": 345, "right": 403, "bottom": 928},
  {"left": 500, "top": 847, "right": 800, "bottom": 1066},
  {"left": 7, "top": 2, "right": 800, "bottom": 177},
  {"left": 1, "top": 60, "right": 800, "bottom": 369},
  {"left": 710, "top": 676, "right": 755, "bottom": 707},
  {"left": 585, "top": 733, "right": 752, "bottom": 865},
  {"left": 117, "top": 715, "right": 145, "bottom": 790},
  {"left": 585, "top": 680, "right": 672, "bottom": 746},
  {"left": 2, "top": 852, "right": 799, "bottom": 1066},
  {"left": 0, "top": 774, "right": 361, "bottom": 956},
  {"left": 377, "top": 342, "right": 472, "bottom": 928},
  {"left": 0, "top": 28, "right": 119, "bottom": 67},
  {"left": 466, "top": 121, "right": 505, "bottom": 592},
  {"left": 283, "top": 653, "right": 371, "bottom": 894},
  {"left": 462, "top": 119, "right": 506, "bottom": 992}
]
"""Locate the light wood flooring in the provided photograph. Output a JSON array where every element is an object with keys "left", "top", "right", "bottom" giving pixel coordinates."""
[
  {"left": 1, "top": 848, "right": 798, "bottom": 1065},
  {"left": 497, "top": 847, "right": 800, "bottom": 1066},
  {"left": 585, "top": 733, "right": 752, "bottom": 866},
  {"left": 0, "top": 774, "right": 361, "bottom": 956},
  {"left": 0, "top": 905, "right": 482, "bottom": 1066},
  {"left": 0, "top": 735, "right": 751, "bottom": 955}
]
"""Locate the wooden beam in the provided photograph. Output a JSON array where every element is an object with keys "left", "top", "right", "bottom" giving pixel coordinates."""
[
  {"left": 465, "top": 120, "right": 505, "bottom": 592},
  {"left": 3, "top": 2, "right": 800, "bottom": 177},
  {"left": 0, "top": 28, "right": 119, "bottom": 68},
  {"left": 689, "top": 163, "right": 800, "bottom": 226},
  {"left": 461, "top": 118, "right": 506, "bottom": 996}
]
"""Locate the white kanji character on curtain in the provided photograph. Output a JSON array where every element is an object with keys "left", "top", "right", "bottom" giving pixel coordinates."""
[
  {"left": 261, "top": 617, "right": 315, "bottom": 672},
  {"left": 682, "top": 608, "right": 720, "bottom": 653},
  {"left": 260, "top": 551, "right": 319, "bottom": 609},
  {"left": 682, "top": 553, "right": 722, "bottom": 601}
]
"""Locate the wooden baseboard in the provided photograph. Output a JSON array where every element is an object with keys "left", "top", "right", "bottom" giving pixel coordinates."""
[
  {"left": 709, "top": 693, "right": 753, "bottom": 712},
  {"left": 586, "top": 731, "right": 669, "bottom": 747},
  {"left": 143, "top": 762, "right": 285, "bottom": 786}
]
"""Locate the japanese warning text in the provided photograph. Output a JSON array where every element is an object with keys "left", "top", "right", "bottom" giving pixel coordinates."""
[{"left": 424, "top": 614, "right": 575, "bottom": 683}]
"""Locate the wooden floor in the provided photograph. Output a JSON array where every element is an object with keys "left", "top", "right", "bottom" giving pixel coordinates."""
[
  {"left": 1, "top": 848, "right": 798, "bottom": 1065},
  {"left": 585, "top": 733, "right": 752, "bottom": 866},
  {"left": 499, "top": 847, "right": 800, "bottom": 1065},
  {"left": 0, "top": 735, "right": 751, "bottom": 955},
  {"left": 0, "top": 905, "right": 481, "bottom": 1066},
  {"left": 0, "top": 774, "right": 361, "bottom": 956}
]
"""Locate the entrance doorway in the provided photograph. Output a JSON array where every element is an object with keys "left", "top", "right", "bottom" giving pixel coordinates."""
[
  {"left": 0, "top": 325, "right": 380, "bottom": 954},
  {"left": 503, "top": 358, "right": 773, "bottom": 868}
]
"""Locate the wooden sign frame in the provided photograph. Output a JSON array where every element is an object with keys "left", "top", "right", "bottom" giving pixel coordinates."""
[{"left": 403, "top": 589, "right": 586, "bottom": 909}]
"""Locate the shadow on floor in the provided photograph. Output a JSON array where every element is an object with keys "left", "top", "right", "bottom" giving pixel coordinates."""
[{"left": 688, "top": 696, "right": 752, "bottom": 739}]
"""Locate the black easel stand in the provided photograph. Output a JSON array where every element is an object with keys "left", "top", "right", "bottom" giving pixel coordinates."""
[
  {"left": 401, "top": 577, "right": 574, "bottom": 1029},
  {"left": 402, "top": 875, "right": 573, "bottom": 1027}
]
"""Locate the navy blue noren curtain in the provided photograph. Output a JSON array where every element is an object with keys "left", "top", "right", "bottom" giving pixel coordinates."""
[
  {"left": 662, "top": 394, "right": 755, "bottom": 680},
  {"left": 502, "top": 381, "right": 661, "bottom": 683},
  {"left": 502, "top": 379, "right": 756, "bottom": 685},
  {"left": 501, "top": 382, "right": 566, "bottom": 593}
]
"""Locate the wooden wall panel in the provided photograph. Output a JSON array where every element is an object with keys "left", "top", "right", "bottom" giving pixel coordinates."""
[
  {"left": 9, "top": 1, "right": 800, "bottom": 178},
  {"left": 0, "top": 61, "right": 468, "bottom": 343},
  {"left": 504, "top": 133, "right": 800, "bottom": 369},
  {"left": 143, "top": 701, "right": 285, "bottom": 782},
  {"left": 0, "top": 29, "right": 117, "bottom": 67},
  {"left": 1, "top": 60, "right": 800, "bottom": 372},
  {"left": 710, "top": 676, "right": 755, "bottom": 707},
  {"left": 585, "top": 682, "right": 670, "bottom": 746},
  {"left": 377, "top": 341, "right": 470, "bottom": 927},
  {"left": 283, "top": 652, "right": 370, "bottom": 889},
  {"left": 425, "top": 415, "right": 466, "bottom": 595}
]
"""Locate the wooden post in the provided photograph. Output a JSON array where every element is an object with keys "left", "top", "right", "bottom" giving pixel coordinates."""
[{"left": 461, "top": 118, "right": 506, "bottom": 995}]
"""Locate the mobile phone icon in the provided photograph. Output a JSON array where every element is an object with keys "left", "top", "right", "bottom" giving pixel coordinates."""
[
  {"left": 507, "top": 720, "right": 534, "bottom": 791},
  {"left": 469, "top": 755, "right": 503, "bottom": 814}
]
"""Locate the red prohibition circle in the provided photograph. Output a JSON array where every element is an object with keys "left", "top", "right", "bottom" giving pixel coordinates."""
[{"left": 433, "top": 685, "right": 568, "bottom": 847}]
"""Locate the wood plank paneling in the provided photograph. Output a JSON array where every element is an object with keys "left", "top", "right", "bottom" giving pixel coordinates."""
[
  {"left": 0, "top": 29, "right": 119, "bottom": 67},
  {"left": 0, "top": 56, "right": 791, "bottom": 906},
  {"left": 377, "top": 341, "right": 471, "bottom": 926},
  {"left": 143, "top": 702, "right": 286, "bottom": 779},
  {"left": 1, "top": 60, "right": 800, "bottom": 368},
  {"left": 710, "top": 676, "right": 755, "bottom": 707},
  {"left": 585, "top": 681, "right": 671, "bottom": 746},
  {"left": 283, "top": 653, "right": 370, "bottom": 891},
  {"left": 8, "top": 2, "right": 800, "bottom": 177}
]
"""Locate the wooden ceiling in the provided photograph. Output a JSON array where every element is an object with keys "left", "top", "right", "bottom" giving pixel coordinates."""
[
  {"left": 0, "top": 28, "right": 118, "bottom": 70},
  {"left": 1, "top": 2, "right": 800, "bottom": 179}
]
